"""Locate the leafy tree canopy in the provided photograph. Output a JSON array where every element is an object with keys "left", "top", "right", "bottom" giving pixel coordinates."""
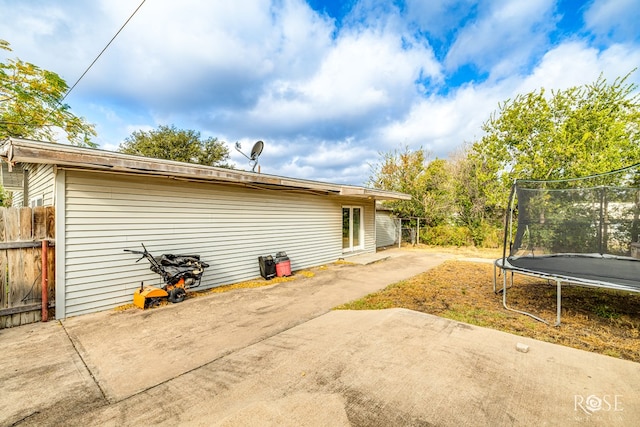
[
  {"left": 472, "top": 72, "right": 640, "bottom": 193},
  {"left": 419, "top": 158, "right": 456, "bottom": 226},
  {"left": 118, "top": 125, "right": 231, "bottom": 167},
  {"left": 0, "top": 40, "right": 96, "bottom": 147},
  {"left": 368, "top": 146, "right": 431, "bottom": 219}
]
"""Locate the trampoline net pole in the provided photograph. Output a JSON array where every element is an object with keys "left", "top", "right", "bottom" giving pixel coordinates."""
[
  {"left": 493, "top": 262, "right": 497, "bottom": 293},
  {"left": 555, "top": 280, "right": 562, "bottom": 327},
  {"left": 502, "top": 271, "right": 507, "bottom": 307}
]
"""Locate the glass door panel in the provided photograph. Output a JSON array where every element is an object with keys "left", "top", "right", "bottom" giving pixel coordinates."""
[
  {"left": 352, "top": 207, "right": 361, "bottom": 248},
  {"left": 342, "top": 206, "right": 363, "bottom": 252},
  {"left": 342, "top": 207, "right": 350, "bottom": 250}
]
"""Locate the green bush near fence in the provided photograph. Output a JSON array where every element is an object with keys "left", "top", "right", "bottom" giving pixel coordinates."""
[
  {"left": 470, "top": 222, "right": 503, "bottom": 248},
  {"left": 421, "top": 225, "right": 473, "bottom": 247},
  {"left": 419, "top": 223, "right": 503, "bottom": 248}
]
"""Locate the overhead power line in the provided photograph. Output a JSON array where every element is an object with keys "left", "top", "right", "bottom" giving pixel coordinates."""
[
  {"left": 60, "top": 0, "right": 147, "bottom": 104},
  {"left": 2, "top": 1, "right": 147, "bottom": 136}
]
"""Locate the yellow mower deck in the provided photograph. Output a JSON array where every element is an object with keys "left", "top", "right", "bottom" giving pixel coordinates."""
[{"left": 133, "top": 286, "right": 169, "bottom": 309}]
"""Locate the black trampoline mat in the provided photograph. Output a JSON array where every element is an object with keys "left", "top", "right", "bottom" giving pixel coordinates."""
[{"left": 508, "top": 256, "right": 640, "bottom": 289}]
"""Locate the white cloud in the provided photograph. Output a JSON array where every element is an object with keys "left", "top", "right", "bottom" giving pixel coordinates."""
[
  {"left": 101, "top": 143, "right": 120, "bottom": 152},
  {"left": 445, "top": 0, "right": 557, "bottom": 77},
  {"left": 515, "top": 41, "right": 640, "bottom": 94},
  {"left": 379, "top": 83, "right": 505, "bottom": 155},
  {"left": 0, "top": 2, "right": 102, "bottom": 77},
  {"left": 380, "top": 39, "right": 640, "bottom": 158},
  {"left": 235, "top": 26, "right": 441, "bottom": 139},
  {"left": 584, "top": 0, "right": 640, "bottom": 42},
  {"left": 97, "top": 0, "right": 338, "bottom": 111}
]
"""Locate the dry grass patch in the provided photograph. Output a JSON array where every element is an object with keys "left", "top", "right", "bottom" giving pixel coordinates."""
[
  {"left": 397, "top": 244, "right": 503, "bottom": 259},
  {"left": 336, "top": 260, "right": 640, "bottom": 362},
  {"left": 191, "top": 274, "right": 300, "bottom": 296},
  {"left": 199, "top": 269, "right": 317, "bottom": 294}
]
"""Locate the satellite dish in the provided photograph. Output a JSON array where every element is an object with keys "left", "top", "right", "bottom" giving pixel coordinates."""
[
  {"left": 250, "top": 140, "right": 264, "bottom": 160},
  {"left": 235, "top": 140, "right": 264, "bottom": 172}
]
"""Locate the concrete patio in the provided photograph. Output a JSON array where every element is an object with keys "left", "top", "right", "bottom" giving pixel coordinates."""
[{"left": 1, "top": 248, "right": 637, "bottom": 426}]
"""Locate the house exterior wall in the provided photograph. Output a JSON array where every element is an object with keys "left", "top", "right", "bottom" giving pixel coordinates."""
[
  {"left": 57, "top": 169, "right": 375, "bottom": 318},
  {"left": 376, "top": 211, "right": 398, "bottom": 247},
  {"left": 10, "top": 163, "right": 55, "bottom": 207},
  {"left": 10, "top": 189, "right": 22, "bottom": 208},
  {"left": 364, "top": 203, "right": 375, "bottom": 250}
]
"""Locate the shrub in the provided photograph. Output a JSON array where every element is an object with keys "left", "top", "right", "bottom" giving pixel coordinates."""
[
  {"left": 470, "top": 222, "right": 504, "bottom": 248},
  {"left": 421, "top": 225, "right": 473, "bottom": 246},
  {"left": 419, "top": 223, "right": 504, "bottom": 248}
]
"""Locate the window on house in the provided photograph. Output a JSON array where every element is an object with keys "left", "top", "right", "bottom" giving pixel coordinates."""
[{"left": 29, "top": 196, "right": 43, "bottom": 208}]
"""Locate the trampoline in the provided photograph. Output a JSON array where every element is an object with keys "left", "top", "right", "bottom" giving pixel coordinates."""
[{"left": 494, "top": 164, "right": 640, "bottom": 325}]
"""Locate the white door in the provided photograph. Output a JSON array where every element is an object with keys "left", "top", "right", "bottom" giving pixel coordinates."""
[{"left": 342, "top": 206, "right": 363, "bottom": 252}]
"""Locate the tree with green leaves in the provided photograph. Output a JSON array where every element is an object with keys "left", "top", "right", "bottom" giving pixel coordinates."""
[
  {"left": 420, "top": 158, "right": 456, "bottom": 227},
  {"left": 0, "top": 40, "right": 96, "bottom": 146},
  {"left": 471, "top": 72, "right": 640, "bottom": 206},
  {"left": 118, "top": 125, "right": 231, "bottom": 167},
  {"left": 368, "top": 145, "right": 429, "bottom": 219},
  {"left": 369, "top": 146, "right": 460, "bottom": 225}
]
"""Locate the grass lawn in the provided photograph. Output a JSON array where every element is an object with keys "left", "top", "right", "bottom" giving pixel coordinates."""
[{"left": 336, "top": 253, "right": 640, "bottom": 363}]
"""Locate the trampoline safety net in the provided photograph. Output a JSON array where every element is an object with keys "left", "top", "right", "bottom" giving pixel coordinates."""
[{"left": 509, "top": 166, "right": 640, "bottom": 259}]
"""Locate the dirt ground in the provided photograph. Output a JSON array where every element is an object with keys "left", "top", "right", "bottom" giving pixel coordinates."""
[{"left": 337, "top": 248, "right": 640, "bottom": 363}]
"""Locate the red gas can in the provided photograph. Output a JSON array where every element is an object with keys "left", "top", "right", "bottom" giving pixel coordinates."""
[
  {"left": 275, "top": 259, "right": 291, "bottom": 277},
  {"left": 275, "top": 251, "right": 291, "bottom": 277}
]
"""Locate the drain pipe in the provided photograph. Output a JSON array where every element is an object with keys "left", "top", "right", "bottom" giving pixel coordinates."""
[{"left": 41, "top": 240, "right": 48, "bottom": 322}]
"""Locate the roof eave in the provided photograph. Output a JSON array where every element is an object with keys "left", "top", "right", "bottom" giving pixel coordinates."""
[
  {"left": 0, "top": 137, "right": 410, "bottom": 200},
  {"left": 339, "top": 186, "right": 411, "bottom": 201}
]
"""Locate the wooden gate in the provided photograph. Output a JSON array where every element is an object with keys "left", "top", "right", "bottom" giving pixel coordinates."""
[{"left": 0, "top": 206, "right": 55, "bottom": 328}]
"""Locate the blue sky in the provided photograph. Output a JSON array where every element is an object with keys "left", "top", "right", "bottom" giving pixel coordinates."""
[{"left": 1, "top": 0, "right": 639, "bottom": 185}]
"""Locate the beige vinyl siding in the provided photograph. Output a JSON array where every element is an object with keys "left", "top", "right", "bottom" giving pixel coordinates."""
[
  {"left": 364, "top": 203, "right": 375, "bottom": 251},
  {"left": 11, "top": 190, "right": 23, "bottom": 208},
  {"left": 10, "top": 163, "right": 54, "bottom": 207},
  {"left": 29, "top": 164, "right": 55, "bottom": 206},
  {"left": 376, "top": 212, "right": 398, "bottom": 247},
  {"left": 60, "top": 170, "right": 375, "bottom": 317}
]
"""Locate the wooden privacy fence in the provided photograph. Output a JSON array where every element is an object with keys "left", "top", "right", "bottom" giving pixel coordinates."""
[{"left": 0, "top": 206, "right": 55, "bottom": 329}]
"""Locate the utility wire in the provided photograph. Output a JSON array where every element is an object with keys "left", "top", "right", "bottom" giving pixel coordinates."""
[
  {"left": 3, "top": 2, "right": 146, "bottom": 133},
  {"left": 60, "top": 0, "right": 147, "bottom": 104},
  {"left": 29, "top": 0, "right": 147, "bottom": 134}
]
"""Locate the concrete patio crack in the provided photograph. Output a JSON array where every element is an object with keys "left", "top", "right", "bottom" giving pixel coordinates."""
[{"left": 60, "top": 320, "right": 109, "bottom": 404}]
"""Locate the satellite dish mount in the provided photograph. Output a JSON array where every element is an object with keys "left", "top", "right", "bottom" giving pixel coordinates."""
[{"left": 235, "top": 140, "right": 264, "bottom": 172}]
